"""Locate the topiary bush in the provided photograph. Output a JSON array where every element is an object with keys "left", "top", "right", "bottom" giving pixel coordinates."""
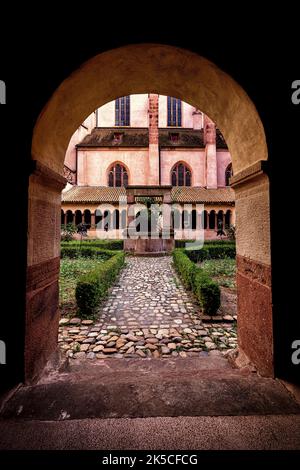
[
  {"left": 75, "top": 251, "right": 125, "bottom": 318},
  {"left": 193, "top": 270, "right": 221, "bottom": 315},
  {"left": 61, "top": 239, "right": 123, "bottom": 250},
  {"left": 185, "top": 244, "right": 236, "bottom": 263},
  {"left": 172, "top": 249, "right": 220, "bottom": 315},
  {"left": 172, "top": 249, "right": 196, "bottom": 290},
  {"left": 60, "top": 245, "right": 118, "bottom": 259}
]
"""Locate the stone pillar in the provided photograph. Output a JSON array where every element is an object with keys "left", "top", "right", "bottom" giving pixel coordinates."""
[
  {"left": 64, "top": 212, "right": 67, "bottom": 225},
  {"left": 148, "top": 94, "right": 160, "bottom": 185},
  {"left": 91, "top": 212, "right": 95, "bottom": 227},
  {"left": 26, "top": 161, "right": 66, "bottom": 383},
  {"left": 204, "top": 115, "right": 217, "bottom": 189},
  {"left": 231, "top": 161, "right": 273, "bottom": 377}
]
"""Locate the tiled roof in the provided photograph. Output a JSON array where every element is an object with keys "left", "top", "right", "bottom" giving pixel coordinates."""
[
  {"left": 171, "top": 187, "right": 234, "bottom": 203},
  {"left": 62, "top": 186, "right": 127, "bottom": 203},
  {"left": 77, "top": 127, "right": 228, "bottom": 149},
  {"left": 62, "top": 186, "right": 235, "bottom": 204}
]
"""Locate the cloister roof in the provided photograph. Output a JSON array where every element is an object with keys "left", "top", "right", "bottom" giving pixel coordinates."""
[
  {"left": 62, "top": 186, "right": 235, "bottom": 204},
  {"left": 76, "top": 127, "right": 228, "bottom": 149}
]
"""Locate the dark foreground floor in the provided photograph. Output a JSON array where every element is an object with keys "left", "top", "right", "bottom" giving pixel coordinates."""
[{"left": 1, "top": 356, "right": 300, "bottom": 450}]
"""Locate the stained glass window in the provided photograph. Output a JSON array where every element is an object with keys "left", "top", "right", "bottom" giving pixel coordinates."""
[
  {"left": 108, "top": 163, "right": 128, "bottom": 187},
  {"left": 167, "top": 97, "right": 182, "bottom": 126},
  {"left": 115, "top": 96, "right": 130, "bottom": 126},
  {"left": 171, "top": 163, "right": 191, "bottom": 186}
]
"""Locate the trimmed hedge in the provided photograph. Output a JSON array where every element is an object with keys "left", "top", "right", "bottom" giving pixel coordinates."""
[
  {"left": 172, "top": 249, "right": 221, "bottom": 315},
  {"left": 75, "top": 251, "right": 125, "bottom": 318},
  {"left": 60, "top": 245, "right": 115, "bottom": 259},
  {"left": 61, "top": 239, "right": 124, "bottom": 250},
  {"left": 186, "top": 244, "right": 236, "bottom": 263},
  {"left": 175, "top": 239, "right": 235, "bottom": 249}
]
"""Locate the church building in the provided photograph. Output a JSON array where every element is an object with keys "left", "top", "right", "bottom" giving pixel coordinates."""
[{"left": 61, "top": 94, "right": 235, "bottom": 239}]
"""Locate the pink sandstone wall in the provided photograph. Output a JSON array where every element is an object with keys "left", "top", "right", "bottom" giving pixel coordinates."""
[
  {"left": 77, "top": 148, "right": 149, "bottom": 186},
  {"left": 97, "top": 94, "right": 149, "bottom": 128},
  {"left": 160, "top": 149, "right": 206, "bottom": 186},
  {"left": 217, "top": 151, "right": 232, "bottom": 187},
  {"left": 64, "top": 113, "right": 96, "bottom": 170},
  {"left": 158, "top": 95, "right": 195, "bottom": 128}
]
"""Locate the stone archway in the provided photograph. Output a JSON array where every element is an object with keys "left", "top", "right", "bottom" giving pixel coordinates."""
[{"left": 27, "top": 44, "right": 271, "bottom": 382}]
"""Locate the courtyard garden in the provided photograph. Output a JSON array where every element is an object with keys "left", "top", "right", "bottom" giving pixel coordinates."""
[{"left": 58, "top": 238, "right": 238, "bottom": 360}]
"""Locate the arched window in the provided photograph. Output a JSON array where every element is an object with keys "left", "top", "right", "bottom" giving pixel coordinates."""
[
  {"left": 61, "top": 209, "right": 65, "bottom": 225},
  {"left": 108, "top": 163, "right": 129, "bottom": 187},
  {"left": 167, "top": 97, "right": 182, "bottom": 126},
  {"left": 225, "top": 163, "right": 233, "bottom": 186},
  {"left": 115, "top": 96, "right": 130, "bottom": 126},
  {"left": 171, "top": 163, "right": 192, "bottom": 186}
]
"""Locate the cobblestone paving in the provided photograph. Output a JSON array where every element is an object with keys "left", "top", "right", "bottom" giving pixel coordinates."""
[{"left": 58, "top": 256, "right": 237, "bottom": 360}]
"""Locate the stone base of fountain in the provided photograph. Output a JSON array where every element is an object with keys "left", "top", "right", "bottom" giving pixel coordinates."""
[{"left": 124, "top": 231, "right": 175, "bottom": 255}]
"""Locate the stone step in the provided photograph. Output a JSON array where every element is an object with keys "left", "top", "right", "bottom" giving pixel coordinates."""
[{"left": 1, "top": 358, "right": 299, "bottom": 421}]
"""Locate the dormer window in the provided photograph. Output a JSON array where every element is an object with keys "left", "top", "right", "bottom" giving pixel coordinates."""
[
  {"left": 169, "top": 132, "right": 179, "bottom": 142},
  {"left": 113, "top": 132, "right": 123, "bottom": 143}
]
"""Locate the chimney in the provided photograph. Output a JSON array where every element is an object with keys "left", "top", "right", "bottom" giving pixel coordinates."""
[
  {"left": 204, "top": 115, "right": 218, "bottom": 189},
  {"left": 148, "top": 94, "right": 160, "bottom": 185}
]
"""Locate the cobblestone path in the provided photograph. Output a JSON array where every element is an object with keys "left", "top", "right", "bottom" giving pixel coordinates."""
[{"left": 59, "top": 256, "right": 237, "bottom": 359}]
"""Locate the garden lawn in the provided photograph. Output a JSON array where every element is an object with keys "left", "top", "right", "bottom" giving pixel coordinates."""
[
  {"left": 59, "top": 257, "right": 106, "bottom": 317},
  {"left": 199, "top": 258, "right": 236, "bottom": 289}
]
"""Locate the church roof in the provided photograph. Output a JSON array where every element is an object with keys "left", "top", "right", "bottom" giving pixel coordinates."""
[
  {"left": 76, "top": 127, "right": 228, "bottom": 149},
  {"left": 62, "top": 186, "right": 235, "bottom": 204}
]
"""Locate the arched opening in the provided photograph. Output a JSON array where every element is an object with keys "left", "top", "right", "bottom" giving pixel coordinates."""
[
  {"left": 120, "top": 209, "right": 127, "bottom": 229},
  {"left": 113, "top": 209, "right": 120, "bottom": 230},
  {"left": 191, "top": 209, "right": 197, "bottom": 230},
  {"left": 95, "top": 209, "right": 102, "bottom": 227},
  {"left": 182, "top": 210, "right": 190, "bottom": 229},
  {"left": 203, "top": 210, "right": 208, "bottom": 230},
  {"left": 103, "top": 210, "right": 111, "bottom": 231},
  {"left": 26, "top": 44, "right": 272, "bottom": 383},
  {"left": 61, "top": 209, "right": 65, "bottom": 226},
  {"left": 225, "top": 163, "right": 233, "bottom": 186},
  {"left": 209, "top": 210, "right": 216, "bottom": 230},
  {"left": 217, "top": 210, "right": 224, "bottom": 229},
  {"left": 225, "top": 209, "right": 231, "bottom": 229},
  {"left": 66, "top": 210, "right": 74, "bottom": 225},
  {"left": 172, "top": 208, "right": 181, "bottom": 230},
  {"left": 75, "top": 210, "right": 82, "bottom": 226},
  {"left": 83, "top": 209, "right": 91, "bottom": 227}
]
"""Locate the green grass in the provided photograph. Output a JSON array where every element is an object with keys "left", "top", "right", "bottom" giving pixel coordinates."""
[
  {"left": 199, "top": 258, "right": 236, "bottom": 289},
  {"left": 59, "top": 256, "right": 106, "bottom": 316}
]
